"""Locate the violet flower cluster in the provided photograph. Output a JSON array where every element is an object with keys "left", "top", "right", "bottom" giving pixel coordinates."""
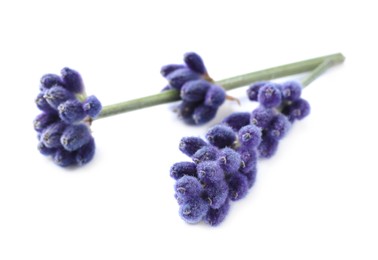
[
  {"left": 34, "top": 68, "right": 102, "bottom": 167},
  {"left": 247, "top": 81, "right": 310, "bottom": 157},
  {"left": 170, "top": 80, "right": 310, "bottom": 226},
  {"left": 161, "top": 52, "right": 226, "bottom": 124},
  {"left": 170, "top": 123, "right": 260, "bottom": 226}
]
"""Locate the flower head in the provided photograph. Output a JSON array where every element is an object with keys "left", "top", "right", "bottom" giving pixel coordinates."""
[
  {"left": 161, "top": 52, "right": 226, "bottom": 125},
  {"left": 34, "top": 68, "right": 102, "bottom": 167}
]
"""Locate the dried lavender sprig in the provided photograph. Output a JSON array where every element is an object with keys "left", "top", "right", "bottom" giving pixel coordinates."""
[{"left": 96, "top": 53, "right": 345, "bottom": 119}]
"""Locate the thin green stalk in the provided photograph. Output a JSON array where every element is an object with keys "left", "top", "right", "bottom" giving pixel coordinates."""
[
  {"left": 97, "top": 53, "right": 345, "bottom": 119},
  {"left": 301, "top": 59, "right": 335, "bottom": 87}
]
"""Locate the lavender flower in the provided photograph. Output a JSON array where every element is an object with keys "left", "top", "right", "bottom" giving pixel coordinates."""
[
  {"left": 257, "top": 83, "right": 282, "bottom": 108},
  {"left": 161, "top": 52, "right": 226, "bottom": 125},
  {"left": 34, "top": 68, "right": 101, "bottom": 167}
]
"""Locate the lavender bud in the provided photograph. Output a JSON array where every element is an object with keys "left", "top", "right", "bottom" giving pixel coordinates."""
[
  {"left": 258, "top": 83, "right": 282, "bottom": 108},
  {"left": 247, "top": 81, "right": 268, "bottom": 101},
  {"left": 218, "top": 147, "right": 241, "bottom": 174},
  {"left": 251, "top": 107, "right": 276, "bottom": 128},
  {"left": 192, "top": 104, "right": 217, "bottom": 125},
  {"left": 167, "top": 68, "right": 200, "bottom": 90},
  {"left": 35, "top": 92, "right": 57, "bottom": 113},
  {"left": 206, "top": 124, "right": 236, "bottom": 148},
  {"left": 203, "top": 199, "right": 230, "bottom": 226},
  {"left": 238, "top": 124, "right": 262, "bottom": 148},
  {"left": 197, "top": 161, "right": 224, "bottom": 184},
  {"left": 160, "top": 64, "right": 185, "bottom": 77},
  {"left": 228, "top": 173, "right": 249, "bottom": 201},
  {"left": 202, "top": 179, "right": 229, "bottom": 209},
  {"left": 75, "top": 137, "right": 95, "bottom": 166},
  {"left": 60, "top": 124, "right": 91, "bottom": 151},
  {"left": 222, "top": 112, "right": 251, "bottom": 131},
  {"left": 175, "top": 176, "right": 203, "bottom": 202},
  {"left": 40, "top": 74, "right": 64, "bottom": 89},
  {"left": 82, "top": 95, "right": 102, "bottom": 118},
  {"left": 192, "top": 146, "right": 219, "bottom": 164},
  {"left": 34, "top": 113, "right": 59, "bottom": 132},
  {"left": 179, "top": 198, "right": 209, "bottom": 224},
  {"left": 58, "top": 99, "right": 86, "bottom": 124},
  {"left": 53, "top": 148, "right": 76, "bottom": 167},
  {"left": 180, "top": 79, "right": 211, "bottom": 102},
  {"left": 179, "top": 137, "right": 207, "bottom": 156},
  {"left": 238, "top": 145, "right": 257, "bottom": 174},
  {"left": 281, "top": 81, "right": 302, "bottom": 101},
  {"left": 258, "top": 135, "right": 279, "bottom": 158},
  {"left": 41, "top": 121, "right": 67, "bottom": 148},
  {"left": 282, "top": 98, "right": 311, "bottom": 122},
  {"left": 170, "top": 162, "right": 198, "bottom": 180},
  {"left": 183, "top": 52, "right": 207, "bottom": 74},
  {"left": 37, "top": 142, "right": 57, "bottom": 156},
  {"left": 177, "top": 101, "right": 198, "bottom": 124},
  {"left": 204, "top": 84, "right": 226, "bottom": 108},
  {"left": 44, "top": 86, "right": 75, "bottom": 109},
  {"left": 61, "top": 67, "right": 84, "bottom": 93},
  {"left": 268, "top": 114, "right": 291, "bottom": 140}
]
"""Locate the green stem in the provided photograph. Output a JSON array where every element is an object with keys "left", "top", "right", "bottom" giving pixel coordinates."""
[
  {"left": 97, "top": 53, "right": 345, "bottom": 119},
  {"left": 301, "top": 59, "right": 335, "bottom": 87}
]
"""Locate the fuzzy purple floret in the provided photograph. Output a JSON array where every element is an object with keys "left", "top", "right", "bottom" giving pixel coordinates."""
[
  {"left": 160, "top": 64, "right": 186, "bottom": 77},
  {"left": 61, "top": 67, "right": 84, "bottom": 93},
  {"left": 192, "top": 146, "right": 219, "bottom": 164},
  {"left": 53, "top": 148, "right": 76, "bottom": 167},
  {"left": 282, "top": 98, "right": 311, "bottom": 122},
  {"left": 222, "top": 112, "right": 251, "bottom": 131},
  {"left": 82, "top": 95, "right": 102, "bottom": 118},
  {"left": 40, "top": 73, "right": 64, "bottom": 89},
  {"left": 175, "top": 176, "right": 203, "bottom": 202},
  {"left": 41, "top": 121, "right": 67, "bottom": 148},
  {"left": 258, "top": 83, "right": 282, "bottom": 108},
  {"left": 179, "top": 197, "right": 209, "bottom": 224},
  {"left": 183, "top": 52, "right": 207, "bottom": 74},
  {"left": 206, "top": 124, "right": 236, "bottom": 148},
  {"left": 281, "top": 81, "right": 302, "bottom": 101},
  {"left": 58, "top": 99, "right": 86, "bottom": 124},
  {"left": 203, "top": 199, "right": 230, "bottom": 226},
  {"left": 258, "top": 135, "right": 279, "bottom": 158},
  {"left": 238, "top": 145, "right": 257, "bottom": 174},
  {"left": 202, "top": 179, "right": 229, "bottom": 209},
  {"left": 75, "top": 137, "right": 95, "bottom": 166},
  {"left": 37, "top": 142, "right": 57, "bottom": 156},
  {"left": 179, "top": 137, "right": 207, "bottom": 156},
  {"left": 204, "top": 85, "right": 226, "bottom": 108},
  {"left": 170, "top": 162, "right": 198, "bottom": 180},
  {"left": 251, "top": 107, "right": 276, "bottom": 128},
  {"left": 227, "top": 172, "right": 249, "bottom": 201},
  {"left": 177, "top": 101, "right": 199, "bottom": 123},
  {"left": 197, "top": 161, "right": 224, "bottom": 184},
  {"left": 247, "top": 81, "right": 268, "bottom": 101},
  {"left": 35, "top": 92, "right": 57, "bottom": 113},
  {"left": 192, "top": 104, "right": 217, "bottom": 125},
  {"left": 218, "top": 147, "right": 241, "bottom": 174},
  {"left": 167, "top": 68, "right": 200, "bottom": 90},
  {"left": 44, "top": 86, "right": 75, "bottom": 109},
  {"left": 268, "top": 114, "right": 291, "bottom": 140},
  {"left": 238, "top": 124, "right": 262, "bottom": 148},
  {"left": 34, "top": 113, "right": 59, "bottom": 132},
  {"left": 180, "top": 79, "right": 211, "bottom": 102},
  {"left": 60, "top": 124, "right": 91, "bottom": 152}
]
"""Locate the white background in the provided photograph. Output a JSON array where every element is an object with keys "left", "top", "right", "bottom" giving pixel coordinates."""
[{"left": 0, "top": 0, "right": 377, "bottom": 259}]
